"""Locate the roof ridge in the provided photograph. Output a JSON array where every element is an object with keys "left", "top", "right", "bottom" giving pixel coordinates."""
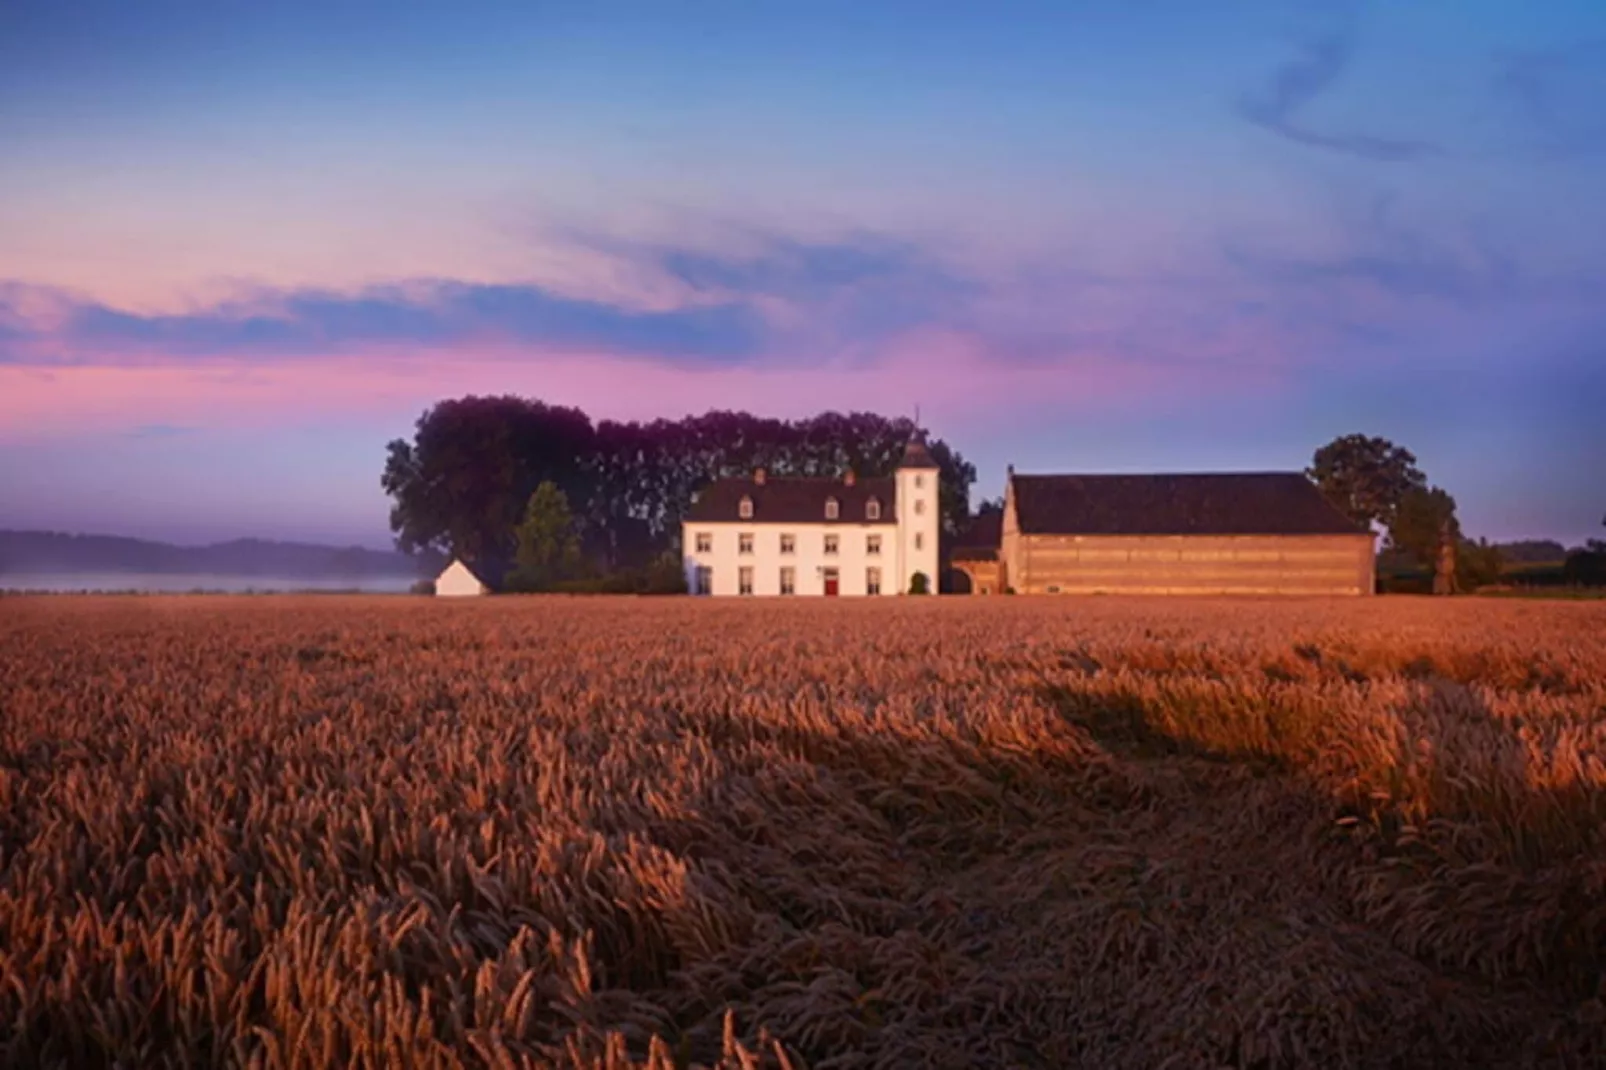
[
  {"left": 707, "top": 474, "right": 895, "bottom": 482},
  {"left": 1011, "top": 470, "right": 1307, "bottom": 478}
]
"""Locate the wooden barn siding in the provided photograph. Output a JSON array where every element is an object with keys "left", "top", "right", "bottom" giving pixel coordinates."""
[{"left": 1016, "top": 534, "right": 1374, "bottom": 595}]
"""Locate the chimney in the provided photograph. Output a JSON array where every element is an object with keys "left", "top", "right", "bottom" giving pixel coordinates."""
[
  {"left": 844, "top": 468, "right": 856, "bottom": 486},
  {"left": 754, "top": 467, "right": 766, "bottom": 485}
]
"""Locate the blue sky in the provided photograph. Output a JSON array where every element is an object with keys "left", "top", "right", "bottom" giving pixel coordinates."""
[{"left": 1, "top": 0, "right": 1602, "bottom": 546}]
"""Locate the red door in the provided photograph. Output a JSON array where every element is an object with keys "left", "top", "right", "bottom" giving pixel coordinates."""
[{"left": 824, "top": 570, "right": 839, "bottom": 596}]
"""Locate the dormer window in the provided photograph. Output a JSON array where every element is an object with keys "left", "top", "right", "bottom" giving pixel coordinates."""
[
  {"left": 739, "top": 495, "right": 754, "bottom": 519},
  {"left": 825, "top": 497, "right": 839, "bottom": 520},
  {"left": 866, "top": 497, "right": 881, "bottom": 521}
]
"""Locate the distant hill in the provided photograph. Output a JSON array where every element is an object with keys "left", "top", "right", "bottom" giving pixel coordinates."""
[{"left": 0, "top": 530, "right": 436, "bottom": 579}]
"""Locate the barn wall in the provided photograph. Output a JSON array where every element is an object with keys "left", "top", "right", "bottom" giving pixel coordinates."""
[
  {"left": 1015, "top": 534, "right": 1375, "bottom": 595},
  {"left": 952, "top": 559, "right": 1000, "bottom": 594},
  {"left": 1000, "top": 484, "right": 1021, "bottom": 594}
]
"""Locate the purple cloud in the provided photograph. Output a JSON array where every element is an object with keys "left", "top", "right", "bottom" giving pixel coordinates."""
[{"left": 1237, "top": 29, "right": 1440, "bottom": 162}]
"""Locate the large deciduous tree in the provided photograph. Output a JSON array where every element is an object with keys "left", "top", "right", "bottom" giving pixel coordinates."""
[
  {"left": 1308, "top": 434, "right": 1427, "bottom": 530},
  {"left": 1390, "top": 485, "right": 1461, "bottom": 594},
  {"left": 381, "top": 396, "right": 595, "bottom": 563}
]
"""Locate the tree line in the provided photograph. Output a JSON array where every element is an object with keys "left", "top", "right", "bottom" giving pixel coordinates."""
[
  {"left": 1306, "top": 433, "right": 1604, "bottom": 592},
  {"left": 382, "top": 397, "right": 976, "bottom": 590},
  {"left": 382, "top": 400, "right": 1599, "bottom": 595}
]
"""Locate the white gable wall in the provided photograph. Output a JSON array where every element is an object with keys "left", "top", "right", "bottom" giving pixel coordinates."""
[{"left": 435, "top": 559, "right": 487, "bottom": 597}]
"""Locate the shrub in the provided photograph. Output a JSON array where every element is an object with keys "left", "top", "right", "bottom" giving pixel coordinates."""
[
  {"left": 908, "top": 570, "right": 930, "bottom": 595},
  {"left": 1564, "top": 550, "right": 1606, "bottom": 587}
]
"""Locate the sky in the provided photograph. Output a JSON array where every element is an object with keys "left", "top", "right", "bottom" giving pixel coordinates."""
[{"left": 1, "top": 0, "right": 1603, "bottom": 548}]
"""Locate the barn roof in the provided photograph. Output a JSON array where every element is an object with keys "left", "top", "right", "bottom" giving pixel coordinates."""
[
  {"left": 1009, "top": 472, "right": 1369, "bottom": 538},
  {"left": 685, "top": 477, "right": 896, "bottom": 525},
  {"left": 951, "top": 511, "right": 1002, "bottom": 560}
]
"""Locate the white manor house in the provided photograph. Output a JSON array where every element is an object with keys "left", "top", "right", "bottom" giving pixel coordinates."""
[{"left": 680, "top": 435, "right": 941, "bottom": 596}]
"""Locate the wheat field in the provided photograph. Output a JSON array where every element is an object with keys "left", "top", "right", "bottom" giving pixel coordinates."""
[{"left": 2, "top": 594, "right": 1604, "bottom": 1069}]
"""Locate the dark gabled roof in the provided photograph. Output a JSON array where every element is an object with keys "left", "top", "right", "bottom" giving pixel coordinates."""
[
  {"left": 1009, "top": 472, "right": 1370, "bottom": 537},
  {"left": 951, "top": 511, "right": 1002, "bottom": 561},
  {"left": 686, "top": 477, "right": 897, "bottom": 525},
  {"left": 898, "top": 435, "right": 940, "bottom": 470}
]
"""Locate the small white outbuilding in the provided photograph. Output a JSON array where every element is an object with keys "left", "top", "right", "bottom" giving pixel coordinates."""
[{"left": 434, "top": 558, "right": 491, "bottom": 597}]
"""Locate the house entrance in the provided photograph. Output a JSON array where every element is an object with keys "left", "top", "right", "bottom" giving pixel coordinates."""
[{"left": 823, "top": 568, "right": 839, "bottom": 596}]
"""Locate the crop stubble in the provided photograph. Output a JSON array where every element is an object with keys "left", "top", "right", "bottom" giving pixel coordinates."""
[{"left": 1, "top": 595, "right": 1604, "bottom": 1068}]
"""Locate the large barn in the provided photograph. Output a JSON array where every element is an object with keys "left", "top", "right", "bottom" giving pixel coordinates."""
[{"left": 952, "top": 470, "right": 1375, "bottom": 596}]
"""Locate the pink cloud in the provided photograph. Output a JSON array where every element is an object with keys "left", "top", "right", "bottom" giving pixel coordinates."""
[{"left": 0, "top": 329, "right": 1267, "bottom": 444}]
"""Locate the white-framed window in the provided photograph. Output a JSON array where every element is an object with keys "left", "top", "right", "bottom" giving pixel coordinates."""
[
  {"left": 738, "top": 496, "right": 754, "bottom": 519},
  {"left": 695, "top": 566, "right": 712, "bottom": 595},
  {"left": 915, "top": 474, "right": 925, "bottom": 488},
  {"left": 780, "top": 566, "right": 795, "bottom": 595},
  {"left": 866, "top": 567, "right": 881, "bottom": 595},
  {"left": 825, "top": 497, "right": 839, "bottom": 520},
  {"left": 866, "top": 498, "right": 881, "bottom": 521},
  {"left": 824, "top": 534, "right": 839, "bottom": 556},
  {"left": 738, "top": 533, "right": 754, "bottom": 555},
  {"left": 914, "top": 498, "right": 925, "bottom": 515},
  {"left": 694, "top": 532, "right": 712, "bottom": 554},
  {"left": 867, "top": 534, "right": 881, "bottom": 556},
  {"left": 914, "top": 532, "right": 924, "bottom": 551},
  {"left": 738, "top": 567, "right": 754, "bottom": 595},
  {"left": 780, "top": 533, "right": 795, "bottom": 555}
]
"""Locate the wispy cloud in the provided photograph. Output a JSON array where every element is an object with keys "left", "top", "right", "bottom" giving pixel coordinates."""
[
  {"left": 1237, "top": 26, "right": 1439, "bottom": 162},
  {"left": 1490, "top": 40, "right": 1606, "bottom": 159},
  {"left": 534, "top": 221, "right": 981, "bottom": 361},
  {"left": 1218, "top": 190, "right": 1600, "bottom": 318},
  {"left": 0, "top": 226, "right": 982, "bottom": 370},
  {"left": 2, "top": 280, "right": 767, "bottom": 366},
  {"left": 5, "top": 196, "right": 1602, "bottom": 451}
]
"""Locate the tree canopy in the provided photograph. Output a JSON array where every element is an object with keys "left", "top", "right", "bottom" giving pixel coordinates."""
[
  {"left": 1389, "top": 485, "right": 1459, "bottom": 566},
  {"left": 381, "top": 396, "right": 594, "bottom": 564},
  {"left": 1311, "top": 434, "right": 1513, "bottom": 593},
  {"left": 1390, "top": 485, "right": 1461, "bottom": 593},
  {"left": 382, "top": 399, "right": 978, "bottom": 571},
  {"left": 510, "top": 482, "right": 584, "bottom": 592},
  {"left": 1567, "top": 513, "right": 1606, "bottom": 586},
  {"left": 1308, "top": 434, "right": 1426, "bottom": 531}
]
